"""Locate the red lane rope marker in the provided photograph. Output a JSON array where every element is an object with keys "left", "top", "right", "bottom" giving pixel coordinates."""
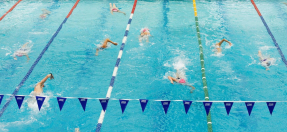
[
  {"left": 0, "top": 0, "right": 22, "bottom": 21},
  {"left": 251, "top": 0, "right": 262, "bottom": 16},
  {"left": 66, "top": 0, "right": 80, "bottom": 18}
]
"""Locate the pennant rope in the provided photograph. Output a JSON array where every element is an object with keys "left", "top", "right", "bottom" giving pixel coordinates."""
[
  {"left": 0, "top": 0, "right": 81, "bottom": 118},
  {"left": 1, "top": 94, "right": 286, "bottom": 102},
  {"left": 95, "top": 0, "right": 138, "bottom": 131}
]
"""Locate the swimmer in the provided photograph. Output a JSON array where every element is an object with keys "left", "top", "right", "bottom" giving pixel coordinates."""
[
  {"left": 139, "top": 28, "right": 151, "bottom": 42},
  {"left": 75, "top": 128, "right": 80, "bottom": 132},
  {"left": 258, "top": 50, "right": 275, "bottom": 71},
  {"left": 40, "top": 9, "right": 51, "bottom": 19},
  {"left": 110, "top": 3, "right": 126, "bottom": 15},
  {"left": 13, "top": 42, "right": 30, "bottom": 61},
  {"left": 214, "top": 39, "right": 232, "bottom": 53},
  {"left": 33, "top": 73, "right": 54, "bottom": 95},
  {"left": 95, "top": 38, "right": 118, "bottom": 56},
  {"left": 167, "top": 69, "right": 196, "bottom": 93}
]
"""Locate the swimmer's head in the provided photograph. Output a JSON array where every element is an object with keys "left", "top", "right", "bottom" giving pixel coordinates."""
[
  {"left": 40, "top": 14, "right": 47, "bottom": 18},
  {"left": 141, "top": 28, "right": 149, "bottom": 33},
  {"left": 266, "top": 62, "right": 271, "bottom": 66}
]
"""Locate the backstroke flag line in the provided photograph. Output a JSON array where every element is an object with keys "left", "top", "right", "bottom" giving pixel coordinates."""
[
  {"left": 140, "top": 99, "right": 148, "bottom": 112},
  {"left": 0, "top": 94, "right": 280, "bottom": 116},
  {"left": 224, "top": 102, "right": 233, "bottom": 115},
  {"left": 161, "top": 101, "right": 171, "bottom": 114},
  {"left": 99, "top": 99, "right": 109, "bottom": 112},
  {"left": 203, "top": 102, "right": 212, "bottom": 116},
  {"left": 183, "top": 101, "right": 192, "bottom": 114},
  {"left": 266, "top": 102, "right": 276, "bottom": 115},
  {"left": 15, "top": 96, "right": 25, "bottom": 109},
  {"left": 78, "top": 98, "right": 88, "bottom": 111},
  {"left": 36, "top": 96, "right": 46, "bottom": 111},
  {"left": 119, "top": 100, "right": 129, "bottom": 114},
  {"left": 57, "top": 97, "right": 67, "bottom": 111},
  {"left": 245, "top": 102, "right": 255, "bottom": 116}
]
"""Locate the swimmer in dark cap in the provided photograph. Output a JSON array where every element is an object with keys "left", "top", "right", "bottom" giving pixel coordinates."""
[
  {"left": 95, "top": 38, "right": 118, "bottom": 56},
  {"left": 33, "top": 73, "right": 54, "bottom": 95}
]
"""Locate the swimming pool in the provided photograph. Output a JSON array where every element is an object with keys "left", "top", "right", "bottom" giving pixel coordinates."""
[{"left": 1, "top": 0, "right": 287, "bottom": 131}]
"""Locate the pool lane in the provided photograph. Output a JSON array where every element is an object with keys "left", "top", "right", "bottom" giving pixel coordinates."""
[
  {"left": 0, "top": 0, "right": 81, "bottom": 118},
  {"left": 95, "top": 0, "right": 138, "bottom": 131},
  {"left": 251, "top": 0, "right": 287, "bottom": 67}
]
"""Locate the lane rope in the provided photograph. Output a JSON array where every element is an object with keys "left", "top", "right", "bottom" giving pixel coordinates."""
[
  {"left": 192, "top": 0, "right": 213, "bottom": 131},
  {"left": 95, "top": 0, "right": 138, "bottom": 131},
  {"left": 0, "top": 0, "right": 22, "bottom": 21},
  {"left": 251, "top": 0, "right": 287, "bottom": 66},
  {"left": 0, "top": 0, "right": 81, "bottom": 118}
]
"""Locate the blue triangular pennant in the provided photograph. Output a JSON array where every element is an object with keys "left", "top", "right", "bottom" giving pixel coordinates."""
[
  {"left": 224, "top": 102, "right": 233, "bottom": 115},
  {"left": 15, "top": 96, "right": 25, "bottom": 109},
  {"left": 203, "top": 102, "right": 212, "bottom": 116},
  {"left": 78, "top": 98, "right": 88, "bottom": 111},
  {"left": 161, "top": 101, "right": 171, "bottom": 114},
  {"left": 36, "top": 96, "right": 46, "bottom": 111},
  {"left": 119, "top": 99, "right": 129, "bottom": 114},
  {"left": 266, "top": 102, "right": 276, "bottom": 115},
  {"left": 99, "top": 99, "right": 109, "bottom": 112},
  {"left": 57, "top": 97, "right": 67, "bottom": 111},
  {"left": 183, "top": 101, "right": 192, "bottom": 114},
  {"left": 139, "top": 99, "right": 148, "bottom": 112},
  {"left": 0, "top": 95, "right": 3, "bottom": 105},
  {"left": 245, "top": 102, "right": 255, "bottom": 116}
]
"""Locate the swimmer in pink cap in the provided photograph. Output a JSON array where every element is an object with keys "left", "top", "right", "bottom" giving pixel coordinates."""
[
  {"left": 139, "top": 28, "right": 151, "bottom": 42},
  {"left": 40, "top": 9, "right": 51, "bottom": 19},
  {"left": 110, "top": 3, "right": 126, "bottom": 15},
  {"left": 13, "top": 42, "right": 31, "bottom": 61},
  {"left": 168, "top": 69, "right": 195, "bottom": 93}
]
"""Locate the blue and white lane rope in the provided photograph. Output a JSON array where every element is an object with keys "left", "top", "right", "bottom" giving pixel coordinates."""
[
  {"left": 95, "top": 0, "right": 138, "bottom": 131},
  {"left": 0, "top": 0, "right": 81, "bottom": 118}
]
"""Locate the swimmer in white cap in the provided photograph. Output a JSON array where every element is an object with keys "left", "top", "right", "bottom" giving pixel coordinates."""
[
  {"left": 13, "top": 42, "right": 30, "bottom": 61},
  {"left": 258, "top": 50, "right": 275, "bottom": 70}
]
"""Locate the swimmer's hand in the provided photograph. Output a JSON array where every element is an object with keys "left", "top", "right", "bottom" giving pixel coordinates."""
[
  {"left": 49, "top": 73, "right": 54, "bottom": 80},
  {"left": 14, "top": 57, "right": 17, "bottom": 60},
  {"left": 266, "top": 68, "right": 269, "bottom": 71}
]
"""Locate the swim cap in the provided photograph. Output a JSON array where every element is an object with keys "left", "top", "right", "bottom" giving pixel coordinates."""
[{"left": 179, "top": 79, "right": 186, "bottom": 84}]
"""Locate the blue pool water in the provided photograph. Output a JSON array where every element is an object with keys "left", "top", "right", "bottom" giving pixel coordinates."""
[{"left": 1, "top": 0, "right": 287, "bottom": 131}]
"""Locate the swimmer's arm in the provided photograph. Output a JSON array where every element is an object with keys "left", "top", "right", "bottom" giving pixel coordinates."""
[
  {"left": 22, "top": 42, "right": 29, "bottom": 48},
  {"left": 13, "top": 54, "right": 17, "bottom": 60},
  {"left": 25, "top": 54, "right": 30, "bottom": 61},
  {"left": 118, "top": 10, "right": 126, "bottom": 15},
  {"left": 39, "top": 74, "right": 54, "bottom": 86},
  {"left": 110, "top": 9, "right": 113, "bottom": 14}
]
